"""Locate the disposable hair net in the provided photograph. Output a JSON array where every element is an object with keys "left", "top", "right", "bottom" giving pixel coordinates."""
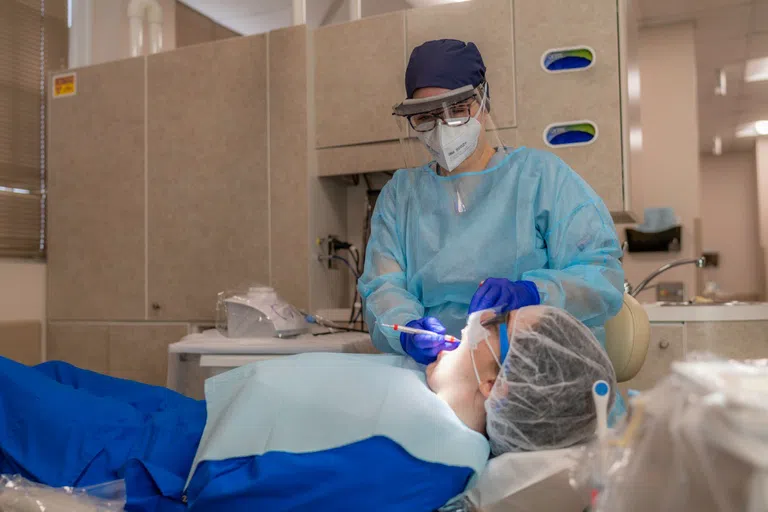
[{"left": 486, "top": 306, "right": 617, "bottom": 456}]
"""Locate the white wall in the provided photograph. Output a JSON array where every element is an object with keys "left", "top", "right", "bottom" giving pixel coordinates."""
[
  {"left": 621, "top": 22, "right": 701, "bottom": 300},
  {"left": 307, "top": 0, "right": 412, "bottom": 28},
  {"left": 71, "top": 0, "right": 177, "bottom": 68},
  {"left": 0, "top": 261, "right": 46, "bottom": 322},
  {"left": 700, "top": 152, "right": 762, "bottom": 297}
]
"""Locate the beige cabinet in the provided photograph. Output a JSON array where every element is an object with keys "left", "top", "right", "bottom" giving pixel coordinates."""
[
  {"left": 47, "top": 58, "right": 147, "bottom": 321},
  {"left": 514, "top": 0, "right": 624, "bottom": 211},
  {"left": 146, "top": 35, "right": 270, "bottom": 321},
  {"left": 314, "top": 12, "right": 407, "bottom": 148},
  {"left": 108, "top": 323, "right": 189, "bottom": 386},
  {"left": 621, "top": 321, "right": 768, "bottom": 395},
  {"left": 0, "top": 322, "right": 42, "bottom": 366},
  {"left": 620, "top": 323, "right": 684, "bottom": 394},
  {"left": 406, "top": 0, "right": 516, "bottom": 129},
  {"left": 686, "top": 322, "right": 768, "bottom": 360},
  {"left": 269, "top": 26, "right": 311, "bottom": 310},
  {"left": 47, "top": 322, "right": 188, "bottom": 385},
  {"left": 47, "top": 323, "right": 110, "bottom": 373}
]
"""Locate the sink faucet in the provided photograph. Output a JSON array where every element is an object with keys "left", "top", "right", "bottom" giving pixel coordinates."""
[{"left": 625, "top": 256, "right": 706, "bottom": 298}]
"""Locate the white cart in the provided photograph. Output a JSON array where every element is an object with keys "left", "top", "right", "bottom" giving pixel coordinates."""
[{"left": 167, "top": 329, "right": 374, "bottom": 399}]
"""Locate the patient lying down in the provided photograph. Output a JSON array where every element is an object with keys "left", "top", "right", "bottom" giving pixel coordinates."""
[
  {"left": 427, "top": 305, "right": 617, "bottom": 455},
  {"left": 0, "top": 306, "right": 615, "bottom": 512}
]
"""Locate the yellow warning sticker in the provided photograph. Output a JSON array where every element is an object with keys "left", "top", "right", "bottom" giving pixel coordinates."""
[{"left": 53, "top": 73, "right": 76, "bottom": 98}]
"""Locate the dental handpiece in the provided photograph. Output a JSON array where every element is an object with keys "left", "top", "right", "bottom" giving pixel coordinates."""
[{"left": 381, "top": 324, "right": 460, "bottom": 343}]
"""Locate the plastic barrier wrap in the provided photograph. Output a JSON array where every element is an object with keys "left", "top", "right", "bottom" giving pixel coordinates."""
[
  {"left": 571, "top": 353, "right": 768, "bottom": 512},
  {"left": 0, "top": 475, "right": 125, "bottom": 511}
]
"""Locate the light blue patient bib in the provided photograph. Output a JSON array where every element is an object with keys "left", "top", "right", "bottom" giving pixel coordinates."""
[{"left": 186, "top": 353, "right": 490, "bottom": 489}]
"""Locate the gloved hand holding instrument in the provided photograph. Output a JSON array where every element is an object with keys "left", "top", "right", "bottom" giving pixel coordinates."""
[{"left": 382, "top": 318, "right": 459, "bottom": 365}]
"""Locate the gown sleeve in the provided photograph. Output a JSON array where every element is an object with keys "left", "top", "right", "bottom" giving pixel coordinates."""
[
  {"left": 521, "top": 151, "right": 625, "bottom": 332},
  {"left": 357, "top": 180, "right": 425, "bottom": 354}
]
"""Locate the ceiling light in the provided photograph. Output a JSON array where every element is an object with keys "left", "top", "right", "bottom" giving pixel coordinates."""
[
  {"left": 736, "top": 121, "right": 768, "bottom": 138},
  {"left": 714, "top": 69, "right": 726, "bottom": 96},
  {"left": 713, "top": 136, "right": 722, "bottom": 156},
  {"left": 736, "top": 125, "right": 755, "bottom": 138},
  {"left": 745, "top": 57, "right": 768, "bottom": 83},
  {"left": 628, "top": 68, "right": 641, "bottom": 100}
]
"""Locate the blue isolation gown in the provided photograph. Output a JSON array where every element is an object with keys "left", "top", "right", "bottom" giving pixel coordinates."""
[{"left": 359, "top": 147, "right": 625, "bottom": 352}]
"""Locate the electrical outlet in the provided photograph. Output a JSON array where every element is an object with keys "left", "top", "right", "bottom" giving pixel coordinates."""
[
  {"left": 315, "top": 235, "right": 340, "bottom": 269},
  {"left": 656, "top": 282, "right": 684, "bottom": 302}
]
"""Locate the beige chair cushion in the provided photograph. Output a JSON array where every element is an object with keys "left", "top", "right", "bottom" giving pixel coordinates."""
[{"left": 604, "top": 294, "right": 650, "bottom": 382}]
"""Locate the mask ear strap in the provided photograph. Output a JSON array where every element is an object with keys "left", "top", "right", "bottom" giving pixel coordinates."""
[{"left": 470, "top": 349, "right": 482, "bottom": 386}]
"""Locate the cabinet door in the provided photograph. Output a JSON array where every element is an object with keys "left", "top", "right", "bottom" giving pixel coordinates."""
[
  {"left": 47, "top": 322, "right": 109, "bottom": 373},
  {"left": 0, "top": 322, "right": 41, "bottom": 365},
  {"left": 47, "top": 59, "right": 146, "bottom": 321},
  {"left": 314, "top": 11, "right": 406, "bottom": 148},
  {"left": 269, "top": 26, "right": 310, "bottom": 310},
  {"left": 514, "top": 0, "right": 624, "bottom": 211},
  {"left": 147, "top": 35, "right": 270, "bottom": 321},
  {"left": 619, "top": 323, "right": 684, "bottom": 394},
  {"left": 406, "top": 0, "right": 516, "bottom": 129},
  {"left": 108, "top": 324, "right": 189, "bottom": 386},
  {"left": 686, "top": 322, "right": 768, "bottom": 360}
]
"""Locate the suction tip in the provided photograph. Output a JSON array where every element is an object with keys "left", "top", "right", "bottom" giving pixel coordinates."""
[{"left": 593, "top": 380, "right": 610, "bottom": 397}]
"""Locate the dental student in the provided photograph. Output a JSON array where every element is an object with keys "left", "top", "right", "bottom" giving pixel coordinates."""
[{"left": 359, "top": 38, "right": 625, "bottom": 366}]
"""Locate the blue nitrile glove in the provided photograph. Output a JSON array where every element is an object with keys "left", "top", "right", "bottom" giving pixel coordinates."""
[
  {"left": 468, "top": 278, "right": 540, "bottom": 315},
  {"left": 400, "top": 317, "right": 458, "bottom": 365}
]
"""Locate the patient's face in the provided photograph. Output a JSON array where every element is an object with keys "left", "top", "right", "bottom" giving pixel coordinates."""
[{"left": 425, "top": 307, "right": 546, "bottom": 432}]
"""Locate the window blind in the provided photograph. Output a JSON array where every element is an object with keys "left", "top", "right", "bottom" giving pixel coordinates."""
[{"left": 0, "top": 0, "right": 67, "bottom": 258}]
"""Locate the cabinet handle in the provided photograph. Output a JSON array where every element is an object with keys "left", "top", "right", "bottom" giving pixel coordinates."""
[
  {"left": 152, "top": 302, "right": 161, "bottom": 311},
  {"left": 659, "top": 339, "right": 670, "bottom": 349}
]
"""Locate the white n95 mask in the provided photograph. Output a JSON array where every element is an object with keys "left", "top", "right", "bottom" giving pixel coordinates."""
[
  {"left": 416, "top": 88, "right": 487, "bottom": 174},
  {"left": 417, "top": 116, "right": 482, "bottom": 173}
]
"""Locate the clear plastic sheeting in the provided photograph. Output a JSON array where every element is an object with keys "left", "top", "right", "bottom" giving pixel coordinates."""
[
  {"left": 437, "top": 495, "right": 479, "bottom": 512},
  {"left": 215, "top": 284, "right": 309, "bottom": 339},
  {"left": 572, "top": 353, "right": 768, "bottom": 512},
  {"left": 465, "top": 448, "right": 587, "bottom": 512},
  {"left": 0, "top": 475, "right": 125, "bottom": 511}
]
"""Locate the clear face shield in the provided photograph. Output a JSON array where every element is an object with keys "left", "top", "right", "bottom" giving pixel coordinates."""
[{"left": 392, "top": 82, "right": 510, "bottom": 214}]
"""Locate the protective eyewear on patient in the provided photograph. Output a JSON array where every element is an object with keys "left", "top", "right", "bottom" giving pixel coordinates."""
[
  {"left": 468, "top": 310, "right": 511, "bottom": 385},
  {"left": 481, "top": 313, "right": 510, "bottom": 364},
  {"left": 406, "top": 100, "right": 477, "bottom": 132},
  {"left": 480, "top": 310, "right": 510, "bottom": 329}
]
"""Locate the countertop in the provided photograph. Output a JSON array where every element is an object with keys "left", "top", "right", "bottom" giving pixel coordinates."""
[
  {"left": 169, "top": 329, "right": 374, "bottom": 355},
  {"left": 643, "top": 302, "right": 768, "bottom": 323}
]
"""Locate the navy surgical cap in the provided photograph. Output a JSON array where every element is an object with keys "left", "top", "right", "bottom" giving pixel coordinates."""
[{"left": 405, "top": 39, "right": 486, "bottom": 99}]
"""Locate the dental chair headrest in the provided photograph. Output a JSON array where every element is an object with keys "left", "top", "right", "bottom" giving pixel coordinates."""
[{"left": 604, "top": 293, "right": 650, "bottom": 382}]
